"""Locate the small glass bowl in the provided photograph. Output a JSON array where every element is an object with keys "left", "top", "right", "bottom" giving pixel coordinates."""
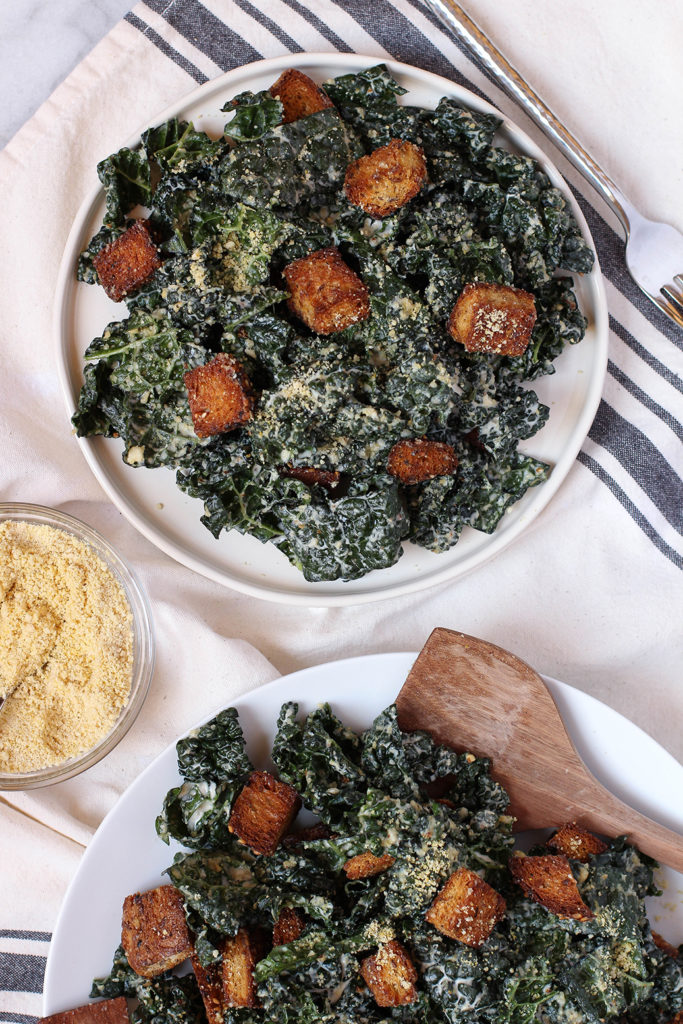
[{"left": 0, "top": 503, "right": 155, "bottom": 789}]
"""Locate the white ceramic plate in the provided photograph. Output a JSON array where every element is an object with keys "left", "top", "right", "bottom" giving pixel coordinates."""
[
  {"left": 43, "top": 652, "right": 682, "bottom": 1016},
  {"left": 55, "top": 53, "right": 608, "bottom": 605}
]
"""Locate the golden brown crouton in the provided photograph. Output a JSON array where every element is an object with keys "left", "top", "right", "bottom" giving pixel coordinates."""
[
  {"left": 360, "top": 940, "right": 418, "bottom": 1007},
  {"left": 93, "top": 220, "right": 161, "bottom": 303},
  {"left": 387, "top": 438, "right": 458, "bottom": 485},
  {"left": 228, "top": 770, "right": 302, "bottom": 855},
  {"left": 283, "top": 247, "right": 370, "bottom": 334},
  {"left": 39, "top": 998, "right": 130, "bottom": 1024},
  {"left": 666, "top": 1013, "right": 683, "bottom": 1024},
  {"left": 272, "top": 906, "right": 305, "bottom": 946},
  {"left": 191, "top": 953, "right": 224, "bottom": 1024},
  {"left": 282, "top": 822, "right": 333, "bottom": 847},
  {"left": 269, "top": 69, "right": 335, "bottom": 123},
  {"left": 222, "top": 929, "right": 261, "bottom": 1009},
  {"left": 344, "top": 139, "right": 427, "bottom": 217},
  {"left": 343, "top": 852, "right": 396, "bottom": 880},
  {"left": 449, "top": 282, "right": 537, "bottom": 356},
  {"left": 509, "top": 854, "right": 594, "bottom": 921},
  {"left": 184, "top": 353, "right": 254, "bottom": 439},
  {"left": 121, "top": 884, "right": 192, "bottom": 977},
  {"left": 547, "top": 822, "right": 608, "bottom": 862},
  {"left": 426, "top": 866, "right": 505, "bottom": 947},
  {"left": 652, "top": 931, "right": 680, "bottom": 958},
  {"left": 279, "top": 464, "right": 341, "bottom": 491}
]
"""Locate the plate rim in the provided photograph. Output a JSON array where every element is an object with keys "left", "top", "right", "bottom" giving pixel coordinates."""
[
  {"left": 54, "top": 51, "right": 609, "bottom": 607},
  {"left": 43, "top": 650, "right": 682, "bottom": 1015}
]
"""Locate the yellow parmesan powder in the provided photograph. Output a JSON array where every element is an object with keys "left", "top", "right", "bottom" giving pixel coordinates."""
[{"left": 0, "top": 521, "right": 134, "bottom": 773}]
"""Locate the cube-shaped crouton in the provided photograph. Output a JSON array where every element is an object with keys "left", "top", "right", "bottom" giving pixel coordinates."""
[
  {"left": 426, "top": 867, "right": 505, "bottom": 947},
  {"left": 360, "top": 940, "right": 418, "bottom": 1007},
  {"left": 283, "top": 247, "right": 370, "bottom": 334},
  {"left": 39, "top": 997, "right": 129, "bottom": 1024},
  {"left": 547, "top": 823, "right": 608, "bottom": 862},
  {"left": 270, "top": 69, "right": 335, "bottom": 123},
  {"left": 184, "top": 353, "right": 254, "bottom": 439},
  {"left": 652, "top": 931, "right": 680, "bottom": 959},
  {"left": 191, "top": 953, "right": 224, "bottom": 1024},
  {"left": 228, "top": 770, "right": 301, "bottom": 855},
  {"left": 121, "top": 884, "right": 192, "bottom": 977},
  {"left": 272, "top": 906, "right": 305, "bottom": 946},
  {"left": 279, "top": 464, "right": 341, "bottom": 491},
  {"left": 343, "top": 852, "right": 396, "bottom": 880},
  {"left": 344, "top": 139, "right": 427, "bottom": 217},
  {"left": 449, "top": 282, "right": 537, "bottom": 356},
  {"left": 387, "top": 439, "right": 458, "bottom": 485},
  {"left": 93, "top": 220, "right": 161, "bottom": 303},
  {"left": 222, "top": 929, "right": 262, "bottom": 1009},
  {"left": 509, "top": 854, "right": 594, "bottom": 921}
]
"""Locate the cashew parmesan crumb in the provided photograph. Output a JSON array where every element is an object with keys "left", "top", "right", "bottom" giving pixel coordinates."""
[{"left": 0, "top": 522, "right": 134, "bottom": 773}]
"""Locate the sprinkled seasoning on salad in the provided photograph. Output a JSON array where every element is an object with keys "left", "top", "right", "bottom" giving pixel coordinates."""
[
  {"left": 73, "top": 65, "right": 595, "bottom": 582},
  {"left": 85, "top": 701, "right": 683, "bottom": 1024}
]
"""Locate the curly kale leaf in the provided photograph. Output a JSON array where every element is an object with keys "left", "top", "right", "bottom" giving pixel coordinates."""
[
  {"left": 323, "top": 63, "right": 417, "bottom": 147},
  {"left": 166, "top": 848, "right": 261, "bottom": 936},
  {"left": 223, "top": 89, "right": 284, "bottom": 141},
  {"left": 142, "top": 118, "right": 224, "bottom": 172},
  {"left": 192, "top": 201, "right": 291, "bottom": 292},
  {"left": 72, "top": 309, "right": 205, "bottom": 467},
  {"left": 220, "top": 108, "right": 362, "bottom": 213},
  {"left": 91, "top": 948, "right": 205, "bottom": 1024},
  {"left": 177, "top": 706, "right": 253, "bottom": 783},
  {"left": 423, "top": 96, "right": 502, "bottom": 161},
  {"left": 97, "top": 146, "right": 152, "bottom": 227},
  {"left": 276, "top": 480, "right": 408, "bottom": 582}
]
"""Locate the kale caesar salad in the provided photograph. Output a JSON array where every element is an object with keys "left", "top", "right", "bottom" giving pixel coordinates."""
[
  {"left": 55, "top": 701, "right": 682, "bottom": 1024},
  {"left": 73, "top": 65, "right": 595, "bottom": 582}
]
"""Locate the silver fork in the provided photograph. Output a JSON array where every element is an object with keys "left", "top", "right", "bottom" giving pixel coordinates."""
[{"left": 424, "top": 0, "right": 683, "bottom": 331}]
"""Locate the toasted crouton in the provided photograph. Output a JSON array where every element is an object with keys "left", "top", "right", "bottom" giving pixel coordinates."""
[
  {"left": 270, "top": 69, "right": 335, "bottom": 123},
  {"left": 509, "top": 854, "right": 594, "bottom": 921},
  {"left": 426, "top": 866, "right": 505, "bottom": 947},
  {"left": 279, "top": 464, "right": 341, "bottom": 491},
  {"left": 121, "top": 884, "right": 192, "bottom": 977},
  {"left": 652, "top": 931, "right": 680, "bottom": 958},
  {"left": 547, "top": 823, "right": 608, "bottom": 862},
  {"left": 344, "top": 139, "right": 427, "bottom": 217},
  {"left": 360, "top": 940, "right": 418, "bottom": 1007},
  {"left": 93, "top": 220, "right": 161, "bottom": 303},
  {"left": 222, "top": 929, "right": 262, "bottom": 1009},
  {"left": 343, "top": 852, "right": 396, "bottom": 880},
  {"left": 449, "top": 282, "right": 537, "bottom": 356},
  {"left": 272, "top": 906, "right": 305, "bottom": 946},
  {"left": 191, "top": 953, "right": 224, "bottom": 1024},
  {"left": 228, "top": 770, "right": 301, "bottom": 855},
  {"left": 283, "top": 247, "right": 370, "bottom": 334},
  {"left": 387, "top": 438, "right": 458, "bottom": 485},
  {"left": 666, "top": 1013, "right": 683, "bottom": 1024},
  {"left": 39, "top": 997, "right": 130, "bottom": 1024},
  {"left": 184, "top": 353, "right": 254, "bottom": 439}
]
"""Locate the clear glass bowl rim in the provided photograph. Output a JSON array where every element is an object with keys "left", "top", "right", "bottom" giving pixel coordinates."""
[{"left": 0, "top": 502, "right": 155, "bottom": 789}]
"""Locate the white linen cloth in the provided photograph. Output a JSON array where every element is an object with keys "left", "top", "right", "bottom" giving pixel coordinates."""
[{"left": 0, "top": 2, "right": 681, "bottom": 1020}]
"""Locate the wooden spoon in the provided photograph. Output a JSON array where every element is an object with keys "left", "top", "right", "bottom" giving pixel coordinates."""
[{"left": 396, "top": 627, "right": 683, "bottom": 873}]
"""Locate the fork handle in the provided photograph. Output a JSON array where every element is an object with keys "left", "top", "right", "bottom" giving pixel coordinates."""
[{"left": 424, "top": 0, "right": 634, "bottom": 237}]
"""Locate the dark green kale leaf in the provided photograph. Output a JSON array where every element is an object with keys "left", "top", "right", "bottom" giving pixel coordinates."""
[
  {"left": 166, "top": 848, "right": 261, "bottom": 936},
  {"left": 91, "top": 947, "right": 205, "bottom": 1024},
  {"left": 72, "top": 309, "right": 206, "bottom": 467},
  {"left": 142, "top": 118, "right": 224, "bottom": 172},
  {"left": 97, "top": 146, "right": 152, "bottom": 227},
  {"left": 91, "top": 944, "right": 141, "bottom": 999},
  {"left": 192, "top": 201, "right": 291, "bottom": 292},
  {"left": 323, "top": 63, "right": 424, "bottom": 147},
  {"left": 422, "top": 96, "right": 502, "bottom": 161},
  {"left": 276, "top": 480, "right": 408, "bottom": 582},
  {"left": 177, "top": 706, "right": 252, "bottom": 783},
  {"left": 220, "top": 109, "right": 362, "bottom": 213},
  {"left": 223, "top": 89, "right": 284, "bottom": 141}
]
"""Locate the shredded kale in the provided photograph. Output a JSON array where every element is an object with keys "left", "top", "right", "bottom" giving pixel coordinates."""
[{"left": 74, "top": 63, "right": 596, "bottom": 582}]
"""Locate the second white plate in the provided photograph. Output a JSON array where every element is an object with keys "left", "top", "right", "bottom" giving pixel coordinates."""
[{"left": 43, "top": 652, "right": 682, "bottom": 1016}]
